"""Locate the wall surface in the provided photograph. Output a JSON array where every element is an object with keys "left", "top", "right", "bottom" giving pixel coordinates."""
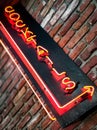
[{"left": 0, "top": 0, "right": 97, "bottom": 130}]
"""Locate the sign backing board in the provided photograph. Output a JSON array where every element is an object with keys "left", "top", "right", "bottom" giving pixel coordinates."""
[{"left": 0, "top": 3, "right": 97, "bottom": 128}]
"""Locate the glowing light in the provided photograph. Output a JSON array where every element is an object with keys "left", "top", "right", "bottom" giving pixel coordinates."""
[
  {"left": 0, "top": 21, "right": 94, "bottom": 116},
  {"left": 5, "top": 6, "right": 15, "bottom": 14},
  {"left": 0, "top": 39, "right": 56, "bottom": 121}
]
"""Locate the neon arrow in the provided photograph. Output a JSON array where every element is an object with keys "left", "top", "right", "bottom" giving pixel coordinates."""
[{"left": 49, "top": 86, "right": 94, "bottom": 115}]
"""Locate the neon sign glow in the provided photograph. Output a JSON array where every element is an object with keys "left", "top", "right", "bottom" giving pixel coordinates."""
[{"left": 1, "top": 6, "right": 94, "bottom": 117}]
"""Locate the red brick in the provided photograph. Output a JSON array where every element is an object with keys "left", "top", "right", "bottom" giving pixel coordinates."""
[
  {"left": 81, "top": 42, "right": 97, "bottom": 61},
  {"left": 13, "top": 86, "right": 26, "bottom": 104},
  {"left": 41, "top": 116, "right": 52, "bottom": 129},
  {"left": 32, "top": 0, "right": 44, "bottom": 19},
  {"left": 50, "top": 3, "right": 66, "bottom": 25},
  {"left": 73, "top": 4, "right": 96, "bottom": 29},
  {"left": 11, "top": 99, "right": 24, "bottom": 117},
  {"left": 8, "top": 72, "right": 22, "bottom": 92},
  {"left": 2, "top": 64, "right": 15, "bottom": 81},
  {"left": 75, "top": 113, "right": 97, "bottom": 130},
  {"left": 27, "top": 113, "right": 43, "bottom": 130},
  {"left": 67, "top": 25, "right": 89, "bottom": 49},
  {"left": 44, "top": 23, "right": 52, "bottom": 32},
  {"left": 0, "top": 53, "right": 9, "bottom": 70},
  {"left": 69, "top": 41, "right": 86, "bottom": 60},
  {"left": 30, "top": 102, "right": 41, "bottom": 116},
  {"left": 88, "top": 70, "right": 97, "bottom": 81},
  {"left": 18, "top": 113, "right": 31, "bottom": 129},
  {"left": 49, "top": 21, "right": 63, "bottom": 37},
  {"left": 50, "top": 121, "right": 61, "bottom": 130},
  {"left": 7, "top": 114, "right": 21, "bottom": 130},
  {"left": 0, "top": 44, "right": 3, "bottom": 54},
  {"left": 41, "top": 0, "right": 55, "bottom": 17},
  {"left": 78, "top": 0, "right": 92, "bottom": 12},
  {"left": 85, "top": 23, "right": 97, "bottom": 43},
  {"left": 61, "top": 121, "right": 81, "bottom": 130},
  {"left": 0, "top": 116, "right": 11, "bottom": 130},
  {"left": 22, "top": 87, "right": 33, "bottom": 102},
  {"left": 1, "top": 76, "right": 12, "bottom": 93},
  {"left": 63, "top": 46, "right": 70, "bottom": 54},
  {"left": 19, "top": 97, "right": 34, "bottom": 116},
  {"left": 15, "top": 78, "right": 26, "bottom": 90},
  {"left": 54, "top": 34, "right": 60, "bottom": 43},
  {"left": 81, "top": 56, "right": 97, "bottom": 73},
  {"left": 59, "top": 30, "right": 75, "bottom": 48},
  {"left": 6, "top": 89, "right": 17, "bottom": 105},
  {"left": 59, "top": 13, "right": 79, "bottom": 36},
  {"left": 2, "top": 103, "right": 14, "bottom": 118},
  {"left": 89, "top": 9, "right": 97, "bottom": 25},
  {"left": 53, "top": 0, "right": 64, "bottom": 9}
]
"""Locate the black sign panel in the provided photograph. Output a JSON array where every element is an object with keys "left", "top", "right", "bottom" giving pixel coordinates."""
[{"left": 0, "top": 3, "right": 97, "bottom": 128}]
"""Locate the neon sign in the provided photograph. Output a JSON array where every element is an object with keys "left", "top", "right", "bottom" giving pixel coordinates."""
[{"left": 0, "top": 5, "right": 95, "bottom": 127}]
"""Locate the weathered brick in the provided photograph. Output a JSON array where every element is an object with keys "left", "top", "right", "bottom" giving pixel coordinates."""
[
  {"left": 41, "top": 0, "right": 55, "bottom": 17},
  {"left": 19, "top": 97, "right": 34, "bottom": 116},
  {"left": 74, "top": 113, "right": 97, "bottom": 130},
  {"left": 50, "top": 120, "right": 61, "bottom": 130},
  {"left": 59, "top": 30, "right": 75, "bottom": 48},
  {"left": 41, "top": 116, "right": 52, "bottom": 129},
  {"left": 30, "top": 102, "right": 41, "bottom": 116},
  {"left": 0, "top": 116, "right": 11, "bottom": 130},
  {"left": 67, "top": 25, "right": 89, "bottom": 49},
  {"left": 89, "top": 9, "right": 97, "bottom": 25},
  {"left": 81, "top": 41, "right": 97, "bottom": 61},
  {"left": 7, "top": 114, "right": 21, "bottom": 130},
  {"left": 78, "top": 0, "right": 92, "bottom": 12},
  {"left": 61, "top": 0, "right": 80, "bottom": 21},
  {"left": 13, "top": 86, "right": 26, "bottom": 104},
  {"left": 8, "top": 72, "right": 22, "bottom": 92},
  {"left": 81, "top": 56, "right": 97, "bottom": 73},
  {"left": 63, "top": 46, "right": 70, "bottom": 54},
  {"left": 0, "top": 58, "right": 12, "bottom": 78},
  {"left": 41, "top": 8, "right": 55, "bottom": 28},
  {"left": 88, "top": 69, "right": 97, "bottom": 81},
  {"left": 53, "top": 0, "right": 64, "bottom": 9},
  {"left": 1, "top": 76, "right": 12, "bottom": 93},
  {"left": 44, "top": 23, "right": 52, "bottom": 32},
  {"left": 22, "top": 87, "right": 33, "bottom": 102},
  {"left": 73, "top": 4, "right": 96, "bottom": 30},
  {"left": 50, "top": 3, "right": 66, "bottom": 25},
  {"left": 27, "top": 112, "right": 42, "bottom": 130},
  {"left": 49, "top": 21, "right": 63, "bottom": 37},
  {"left": 17, "top": 113, "right": 31, "bottom": 129},
  {"left": 2, "top": 103, "right": 14, "bottom": 119},
  {"left": 59, "top": 13, "right": 79, "bottom": 36},
  {"left": 5, "top": 89, "right": 17, "bottom": 105},
  {"left": 69, "top": 41, "right": 86, "bottom": 60},
  {"left": 31, "top": 0, "right": 44, "bottom": 19},
  {"left": 0, "top": 44, "right": 3, "bottom": 54},
  {"left": 54, "top": 34, "right": 60, "bottom": 43},
  {"left": 15, "top": 78, "right": 26, "bottom": 90},
  {"left": 25, "top": 0, "right": 35, "bottom": 11},
  {"left": 0, "top": 92, "right": 8, "bottom": 106},
  {"left": 0, "top": 53, "right": 9, "bottom": 70},
  {"left": 85, "top": 23, "right": 97, "bottom": 43},
  {"left": 11, "top": 99, "right": 24, "bottom": 117}
]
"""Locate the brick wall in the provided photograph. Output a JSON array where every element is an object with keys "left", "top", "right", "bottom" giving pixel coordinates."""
[{"left": 0, "top": 0, "right": 97, "bottom": 130}]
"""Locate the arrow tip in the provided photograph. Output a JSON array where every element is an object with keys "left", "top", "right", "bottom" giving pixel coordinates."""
[{"left": 82, "top": 86, "right": 94, "bottom": 100}]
